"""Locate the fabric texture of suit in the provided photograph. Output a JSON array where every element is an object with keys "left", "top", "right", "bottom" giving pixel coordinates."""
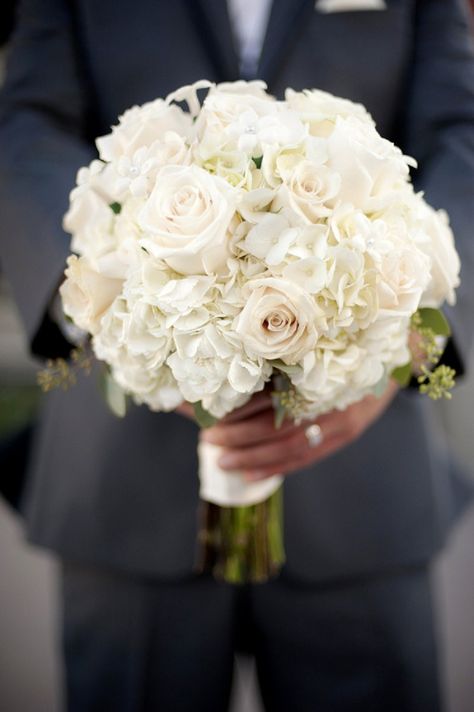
[{"left": 0, "top": 0, "right": 473, "bottom": 585}]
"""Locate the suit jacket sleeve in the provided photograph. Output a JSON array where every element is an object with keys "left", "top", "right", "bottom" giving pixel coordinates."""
[
  {"left": 402, "top": 0, "right": 474, "bottom": 370},
  {"left": 0, "top": 0, "right": 96, "bottom": 357}
]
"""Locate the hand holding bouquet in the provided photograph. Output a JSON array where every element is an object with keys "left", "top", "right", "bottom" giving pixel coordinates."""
[{"left": 52, "top": 80, "right": 460, "bottom": 582}]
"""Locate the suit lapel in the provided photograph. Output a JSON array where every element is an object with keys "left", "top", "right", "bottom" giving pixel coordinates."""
[
  {"left": 186, "top": 0, "right": 240, "bottom": 82},
  {"left": 258, "top": 0, "right": 313, "bottom": 85}
]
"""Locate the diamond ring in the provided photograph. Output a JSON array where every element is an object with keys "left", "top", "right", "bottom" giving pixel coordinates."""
[{"left": 305, "top": 423, "right": 323, "bottom": 448}]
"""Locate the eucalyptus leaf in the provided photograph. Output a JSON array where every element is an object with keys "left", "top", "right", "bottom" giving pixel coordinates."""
[
  {"left": 418, "top": 308, "right": 451, "bottom": 337},
  {"left": 103, "top": 371, "right": 127, "bottom": 417},
  {"left": 193, "top": 402, "right": 218, "bottom": 429},
  {"left": 391, "top": 362, "right": 412, "bottom": 387}
]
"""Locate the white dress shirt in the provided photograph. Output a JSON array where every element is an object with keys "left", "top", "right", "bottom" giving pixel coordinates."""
[{"left": 227, "top": 0, "right": 273, "bottom": 77}]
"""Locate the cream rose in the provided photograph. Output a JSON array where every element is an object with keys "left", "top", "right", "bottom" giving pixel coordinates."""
[
  {"left": 60, "top": 255, "right": 123, "bottom": 334},
  {"left": 285, "top": 88, "right": 374, "bottom": 137},
  {"left": 234, "top": 277, "right": 320, "bottom": 364},
  {"left": 96, "top": 100, "right": 192, "bottom": 161},
  {"left": 276, "top": 159, "right": 341, "bottom": 222},
  {"left": 375, "top": 246, "right": 430, "bottom": 318},
  {"left": 326, "top": 116, "right": 414, "bottom": 211},
  {"left": 413, "top": 204, "right": 460, "bottom": 307},
  {"left": 138, "top": 165, "right": 237, "bottom": 275}
]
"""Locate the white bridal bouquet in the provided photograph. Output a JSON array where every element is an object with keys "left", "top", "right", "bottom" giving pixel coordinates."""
[{"left": 52, "top": 80, "right": 460, "bottom": 582}]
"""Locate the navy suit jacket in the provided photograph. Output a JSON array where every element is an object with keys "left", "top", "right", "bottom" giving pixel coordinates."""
[{"left": 0, "top": 0, "right": 473, "bottom": 581}]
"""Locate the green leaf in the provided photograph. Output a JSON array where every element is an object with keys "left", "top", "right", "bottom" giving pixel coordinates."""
[
  {"left": 102, "top": 371, "right": 127, "bottom": 417},
  {"left": 417, "top": 308, "right": 451, "bottom": 337},
  {"left": 193, "top": 401, "right": 218, "bottom": 429},
  {"left": 391, "top": 362, "right": 412, "bottom": 387},
  {"left": 252, "top": 156, "right": 263, "bottom": 169},
  {"left": 109, "top": 201, "right": 122, "bottom": 215}
]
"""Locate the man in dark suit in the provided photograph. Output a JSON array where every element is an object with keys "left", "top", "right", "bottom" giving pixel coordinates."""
[{"left": 1, "top": 1, "right": 473, "bottom": 710}]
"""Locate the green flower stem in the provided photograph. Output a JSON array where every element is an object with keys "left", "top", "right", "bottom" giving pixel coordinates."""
[{"left": 196, "top": 486, "right": 285, "bottom": 584}]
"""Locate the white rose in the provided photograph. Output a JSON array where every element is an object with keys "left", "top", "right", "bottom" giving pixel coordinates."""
[
  {"left": 285, "top": 88, "right": 374, "bottom": 137},
  {"left": 138, "top": 165, "right": 237, "bottom": 275},
  {"left": 234, "top": 277, "right": 320, "bottom": 364},
  {"left": 96, "top": 100, "right": 192, "bottom": 161},
  {"left": 197, "top": 82, "right": 276, "bottom": 136},
  {"left": 326, "top": 116, "right": 414, "bottom": 211},
  {"left": 375, "top": 245, "right": 430, "bottom": 318},
  {"left": 60, "top": 255, "right": 123, "bottom": 334},
  {"left": 412, "top": 202, "right": 460, "bottom": 307},
  {"left": 64, "top": 163, "right": 118, "bottom": 259},
  {"left": 275, "top": 159, "right": 341, "bottom": 222}
]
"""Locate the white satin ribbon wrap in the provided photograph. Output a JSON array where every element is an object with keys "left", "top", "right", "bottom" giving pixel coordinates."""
[
  {"left": 198, "top": 441, "right": 283, "bottom": 507},
  {"left": 315, "top": 0, "right": 386, "bottom": 12}
]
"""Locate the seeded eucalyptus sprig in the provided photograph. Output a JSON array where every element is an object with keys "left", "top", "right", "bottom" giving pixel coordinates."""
[
  {"left": 271, "top": 371, "right": 312, "bottom": 427},
  {"left": 37, "top": 345, "right": 93, "bottom": 392},
  {"left": 392, "top": 308, "right": 456, "bottom": 400}
]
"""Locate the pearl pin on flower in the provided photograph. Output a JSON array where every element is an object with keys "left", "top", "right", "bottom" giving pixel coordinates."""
[{"left": 305, "top": 423, "right": 323, "bottom": 448}]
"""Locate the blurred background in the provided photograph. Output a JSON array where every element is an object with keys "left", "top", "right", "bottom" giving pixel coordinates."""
[{"left": 1, "top": 5, "right": 474, "bottom": 711}]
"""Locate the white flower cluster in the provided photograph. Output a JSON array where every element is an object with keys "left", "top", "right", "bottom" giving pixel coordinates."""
[{"left": 61, "top": 80, "right": 460, "bottom": 418}]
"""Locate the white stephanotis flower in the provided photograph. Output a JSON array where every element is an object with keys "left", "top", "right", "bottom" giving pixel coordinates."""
[
  {"left": 138, "top": 165, "right": 238, "bottom": 275},
  {"left": 228, "top": 108, "right": 306, "bottom": 155},
  {"left": 116, "top": 132, "right": 192, "bottom": 198}
]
